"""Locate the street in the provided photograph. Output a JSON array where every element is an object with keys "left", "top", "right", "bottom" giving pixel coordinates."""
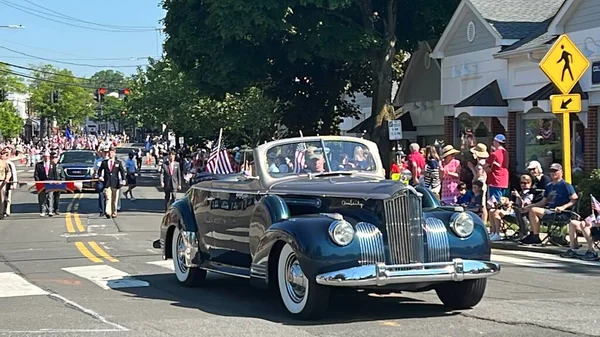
[{"left": 1, "top": 158, "right": 599, "bottom": 337}]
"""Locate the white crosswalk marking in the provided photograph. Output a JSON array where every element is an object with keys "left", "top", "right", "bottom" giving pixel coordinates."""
[
  {"left": 491, "top": 254, "right": 564, "bottom": 268},
  {"left": 62, "top": 265, "right": 149, "bottom": 290},
  {"left": 0, "top": 272, "right": 49, "bottom": 298},
  {"left": 146, "top": 260, "right": 174, "bottom": 271}
]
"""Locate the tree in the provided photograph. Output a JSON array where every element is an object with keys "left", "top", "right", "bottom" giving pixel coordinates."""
[
  {"left": 89, "top": 70, "right": 128, "bottom": 90},
  {"left": 162, "top": 0, "right": 459, "bottom": 166},
  {"left": 0, "top": 102, "right": 22, "bottom": 139},
  {"left": 0, "top": 63, "right": 27, "bottom": 93},
  {"left": 29, "top": 65, "right": 94, "bottom": 137}
]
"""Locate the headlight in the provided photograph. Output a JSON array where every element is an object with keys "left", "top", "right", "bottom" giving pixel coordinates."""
[
  {"left": 450, "top": 212, "right": 474, "bottom": 238},
  {"left": 328, "top": 220, "right": 355, "bottom": 246}
]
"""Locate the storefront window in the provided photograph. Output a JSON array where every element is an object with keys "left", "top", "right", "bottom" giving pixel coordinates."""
[
  {"left": 524, "top": 117, "right": 562, "bottom": 173},
  {"left": 456, "top": 115, "right": 490, "bottom": 150}
]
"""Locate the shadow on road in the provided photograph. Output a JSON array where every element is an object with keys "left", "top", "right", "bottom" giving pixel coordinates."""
[{"left": 115, "top": 273, "right": 458, "bottom": 325}]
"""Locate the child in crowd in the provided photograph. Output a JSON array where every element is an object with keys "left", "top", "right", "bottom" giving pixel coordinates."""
[
  {"left": 457, "top": 182, "right": 473, "bottom": 205},
  {"left": 467, "top": 180, "right": 484, "bottom": 215}
]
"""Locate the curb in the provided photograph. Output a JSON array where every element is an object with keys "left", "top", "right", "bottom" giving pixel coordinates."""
[{"left": 491, "top": 241, "right": 567, "bottom": 255}]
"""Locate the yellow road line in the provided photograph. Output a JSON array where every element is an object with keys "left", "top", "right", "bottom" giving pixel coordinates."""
[
  {"left": 73, "top": 213, "right": 85, "bottom": 232},
  {"left": 73, "top": 193, "right": 82, "bottom": 211},
  {"left": 75, "top": 242, "right": 102, "bottom": 263},
  {"left": 88, "top": 242, "right": 119, "bottom": 262},
  {"left": 65, "top": 213, "right": 76, "bottom": 233}
]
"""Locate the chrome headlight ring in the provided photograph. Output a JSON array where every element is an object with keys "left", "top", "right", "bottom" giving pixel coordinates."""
[
  {"left": 449, "top": 212, "right": 475, "bottom": 238},
  {"left": 328, "top": 220, "right": 355, "bottom": 246}
]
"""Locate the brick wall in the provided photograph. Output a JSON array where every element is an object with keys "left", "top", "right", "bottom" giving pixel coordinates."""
[
  {"left": 506, "top": 113, "right": 517, "bottom": 171},
  {"left": 584, "top": 106, "right": 598, "bottom": 172},
  {"left": 444, "top": 116, "right": 454, "bottom": 145},
  {"left": 488, "top": 117, "right": 506, "bottom": 148}
]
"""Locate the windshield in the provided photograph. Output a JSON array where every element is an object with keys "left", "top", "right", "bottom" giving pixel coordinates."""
[
  {"left": 59, "top": 151, "right": 97, "bottom": 164},
  {"left": 265, "top": 140, "right": 378, "bottom": 177}
]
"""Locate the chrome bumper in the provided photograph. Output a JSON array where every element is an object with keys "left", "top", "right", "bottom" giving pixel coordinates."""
[{"left": 315, "top": 259, "right": 500, "bottom": 287}]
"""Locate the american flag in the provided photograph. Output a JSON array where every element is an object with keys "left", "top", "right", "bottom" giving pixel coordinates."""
[
  {"left": 585, "top": 194, "right": 600, "bottom": 226},
  {"left": 592, "top": 195, "right": 600, "bottom": 213},
  {"left": 206, "top": 132, "right": 234, "bottom": 174},
  {"left": 293, "top": 142, "right": 307, "bottom": 173}
]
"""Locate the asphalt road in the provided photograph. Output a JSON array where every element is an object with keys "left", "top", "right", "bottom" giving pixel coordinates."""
[{"left": 1, "top": 156, "right": 599, "bottom": 337}]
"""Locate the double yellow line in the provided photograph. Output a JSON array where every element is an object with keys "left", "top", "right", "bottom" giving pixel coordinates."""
[{"left": 66, "top": 193, "right": 119, "bottom": 263}]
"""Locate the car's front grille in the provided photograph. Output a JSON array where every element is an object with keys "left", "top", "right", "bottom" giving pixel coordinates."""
[
  {"left": 66, "top": 168, "right": 87, "bottom": 176},
  {"left": 383, "top": 191, "right": 425, "bottom": 264}
]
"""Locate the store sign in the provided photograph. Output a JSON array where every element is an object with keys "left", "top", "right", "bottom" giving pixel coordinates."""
[{"left": 592, "top": 61, "right": 600, "bottom": 84}]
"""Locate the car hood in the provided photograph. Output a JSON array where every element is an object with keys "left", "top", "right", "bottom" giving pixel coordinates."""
[
  {"left": 268, "top": 175, "right": 412, "bottom": 200},
  {"left": 60, "top": 163, "right": 94, "bottom": 168}
]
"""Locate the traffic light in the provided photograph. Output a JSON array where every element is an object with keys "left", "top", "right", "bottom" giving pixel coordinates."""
[
  {"left": 50, "top": 90, "right": 60, "bottom": 104},
  {"left": 97, "top": 87, "right": 106, "bottom": 102},
  {"left": 0, "top": 89, "right": 5, "bottom": 102},
  {"left": 121, "top": 88, "right": 130, "bottom": 102}
]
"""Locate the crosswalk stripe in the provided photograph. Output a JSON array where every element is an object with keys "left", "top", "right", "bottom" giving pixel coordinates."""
[
  {"left": 0, "top": 272, "right": 49, "bottom": 298},
  {"left": 493, "top": 249, "right": 600, "bottom": 267},
  {"left": 491, "top": 254, "right": 564, "bottom": 268},
  {"left": 146, "top": 260, "right": 174, "bottom": 271},
  {"left": 62, "top": 265, "right": 149, "bottom": 290}
]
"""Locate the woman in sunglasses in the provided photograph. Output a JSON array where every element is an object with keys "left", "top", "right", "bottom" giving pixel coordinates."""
[{"left": 488, "top": 174, "right": 535, "bottom": 241}]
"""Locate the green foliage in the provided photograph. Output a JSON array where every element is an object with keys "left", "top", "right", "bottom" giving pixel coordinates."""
[
  {"left": 28, "top": 65, "right": 94, "bottom": 126},
  {"left": 0, "top": 102, "right": 22, "bottom": 139},
  {"left": 89, "top": 70, "right": 128, "bottom": 89},
  {"left": 0, "top": 63, "right": 26, "bottom": 93},
  {"left": 573, "top": 169, "right": 600, "bottom": 218}
]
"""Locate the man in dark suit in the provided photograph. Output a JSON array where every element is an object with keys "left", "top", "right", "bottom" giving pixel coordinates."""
[
  {"left": 97, "top": 146, "right": 126, "bottom": 218},
  {"left": 34, "top": 151, "right": 59, "bottom": 216},
  {"left": 50, "top": 151, "right": 65, "bottom": 215},
  {"left": 160, "top": 151, "right": 183, "bottom": 211}
]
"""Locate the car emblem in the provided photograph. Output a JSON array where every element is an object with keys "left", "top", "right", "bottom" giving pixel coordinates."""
[{"left": 341, "top": 200, "right": 364, "bottom": 208}]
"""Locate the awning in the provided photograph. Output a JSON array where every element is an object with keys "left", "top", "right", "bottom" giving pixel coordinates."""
[
  {"left": 347, "top": 111, "right": 416, "bottom": 134},
  {"left": 453, "top": 80, "right": 508, "bottom": 120},
  {"left": 523, "top": 82, "right": 589, "bottom": 101}
]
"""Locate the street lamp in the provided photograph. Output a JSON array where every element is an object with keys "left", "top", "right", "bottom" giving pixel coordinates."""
[{"left": 0, "top": 25, "right": 25, "bottom": 29}]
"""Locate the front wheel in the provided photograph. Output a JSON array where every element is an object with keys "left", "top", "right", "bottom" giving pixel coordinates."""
[
  {"left": 172, "top": 226, "right": 206, "bottom": 287},
  {"left": 435, "top": 278, "right": 487, "bottom": 309},
  {"left": 276, "top": 243, "right": 329, "bottom": 320}
]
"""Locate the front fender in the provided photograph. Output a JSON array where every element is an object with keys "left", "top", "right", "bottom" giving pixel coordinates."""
[
  {"left": 161, "top": 197, "right": 197, "bottom": 259},
  {"left": 254, "top": 215, "right": 363, "bottom": 281}
]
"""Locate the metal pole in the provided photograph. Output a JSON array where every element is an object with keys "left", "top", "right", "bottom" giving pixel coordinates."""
[{"left": 562, "top": 112, "right": 572, "bottom": 183}]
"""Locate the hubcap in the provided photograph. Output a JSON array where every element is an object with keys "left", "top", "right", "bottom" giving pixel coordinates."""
[
  {"left": 284, "top": 254, "right": 306, "bottom": 303},
  {"left": 175, "top": 233, "right": 187, "bottom": 273}
]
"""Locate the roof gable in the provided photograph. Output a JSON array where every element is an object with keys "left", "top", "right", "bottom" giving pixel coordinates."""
[
  {"left": 431, "top": 0, "right": 502, "bottom": 58},
  {"left": 393, "top": 41, "right": 441, "bottom": 106},
  {"left": 548, "top": 0, "right": 576, "bottom": 35}
]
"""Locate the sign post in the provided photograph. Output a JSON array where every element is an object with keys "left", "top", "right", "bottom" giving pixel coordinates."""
[{"left": 539, "top": 34, "right": 590, "bottom": 183}]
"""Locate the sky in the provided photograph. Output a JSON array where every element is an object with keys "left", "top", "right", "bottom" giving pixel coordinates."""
[{"left": 0, "top": 0, "right": 165, "bottom": 78}]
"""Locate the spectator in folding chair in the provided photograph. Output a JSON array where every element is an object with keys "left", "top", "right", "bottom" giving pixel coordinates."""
[
  {"left": 561, "top": 215, "right": 599, "bottom": 261},
  {"left": 490, "top": 174, "right": 534, "bottom": 240},
  {"left": 527, "top": 160, "right": 550, "bottom": 203},
  {"left": 520, "top": 163, "right": 578, "bottom": 245}
]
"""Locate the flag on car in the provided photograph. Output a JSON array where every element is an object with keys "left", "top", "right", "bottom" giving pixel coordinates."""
[
  {"left": 206, "top": 129, "right": 234, "bottom": 175},
  {"left": 293, "top": 143, "right": 307, "bottom": 173}
]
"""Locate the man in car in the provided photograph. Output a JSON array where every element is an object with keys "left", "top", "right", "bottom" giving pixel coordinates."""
[
  {"left": 304, "top": 146, "right": 325, "bottom": 173},
  {"left": 520, "top": 163, "right": 578, "bottom": 245}
]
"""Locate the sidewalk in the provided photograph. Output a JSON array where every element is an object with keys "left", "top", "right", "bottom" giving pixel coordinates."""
[{"left": 491, "top": 234, "right": 589, "bottom": 255}]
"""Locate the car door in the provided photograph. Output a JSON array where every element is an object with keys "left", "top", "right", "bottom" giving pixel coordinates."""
[
  {"left": 207, "top": 179, "right": 259, "bottom": 268},
  {"left": 190, "top": 182, "right": 215, "bottom": 256}
]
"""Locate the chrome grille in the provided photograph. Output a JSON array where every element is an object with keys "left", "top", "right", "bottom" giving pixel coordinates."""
[
  {"left": 383, "top": 192, "right": 425, "bottom": 264},
  {"left": 424, "top": 217, "right": 451, "bottom": 262},
  {"left": 66, "top": 168, "right": 87, "bottom": 176},
  {"left": 355, "top": 222, "right": 385, "bottom": 265}
]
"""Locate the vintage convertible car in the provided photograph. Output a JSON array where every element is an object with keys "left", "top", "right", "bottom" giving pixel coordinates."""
[{"left": 152, "top": 136, "right": 500, "bottom": 319}]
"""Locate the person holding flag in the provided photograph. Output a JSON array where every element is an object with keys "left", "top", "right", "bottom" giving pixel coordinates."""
[{"left": 560, "top": 195, "right": 599, "bottom": 261}]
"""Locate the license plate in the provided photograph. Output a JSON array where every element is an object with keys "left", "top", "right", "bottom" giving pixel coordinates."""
[{"left": 70, "top": 170, "right": 85, "bottom": 175}]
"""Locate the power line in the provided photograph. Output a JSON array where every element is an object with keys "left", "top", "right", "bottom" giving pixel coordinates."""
[
  {"left": 22, "top": 0, "right": 158, "bottom": 30},
  {"left": 0, "top": 55, "right": 154, "bottom": 61},
  {"left": 0, "top": 45, "right": 147, "bottom": 68},
  {"left": 0, "top": 0, "right": 158, "bottom": 33},
  {"left": 1, "top": 62, "right": 93, "bottom": 82},
  {"left": 0, "top": 68, "right": 129, "bottom": 91}
]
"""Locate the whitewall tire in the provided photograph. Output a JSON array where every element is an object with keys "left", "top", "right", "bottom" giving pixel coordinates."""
[
  {"left": 277, "top": 243, "right": 329, "bottom": 319},
  {"left": 172, "top": 226, "right": 206, "bottom": 287}
]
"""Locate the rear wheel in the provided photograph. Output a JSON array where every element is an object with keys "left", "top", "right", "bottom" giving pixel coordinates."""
[
  {"left": 276, "top": 243, "right": 329, "bottom": 320},
  {"left": 172, "top": 226, "right": 206, "bottom": 287},
  {"left": 435, "top": 279, "right": 487, "bottom": 309}
]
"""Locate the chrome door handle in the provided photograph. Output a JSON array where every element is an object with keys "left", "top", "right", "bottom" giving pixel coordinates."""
[{"left": 206, "top": 197, "right": 215, "bottom": 201}]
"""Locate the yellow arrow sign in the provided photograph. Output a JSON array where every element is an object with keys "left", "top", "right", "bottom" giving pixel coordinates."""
[
  {"left": 550, "top": 94, "right": 581, "bottom": 113},
  {"left": 539, "top": 34, "right": 590, "bottom": 95}
]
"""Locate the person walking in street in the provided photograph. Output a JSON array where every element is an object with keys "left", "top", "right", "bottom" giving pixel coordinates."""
[
  {"left": 160, "top": 151, "right": 183, "bottom": 211},
  {"left": 50, "top": 151, "right": 64, "bottom": 215},
  {"left": 123, "top": 152, "right": 137, "bottom": 200},
  {"left": 97, "top": 146, "right": 126, "bottom": 218},
  {"left": 33, "top": 151, "right": 57, "bottom": 216},
  {"left": 0, "top": 148, "right": 13, "bottom": 220},
  {"left": 3, "top": 148, "right": 17, "bottom": 218},
  {"left": 94, "top": 146, "right": 108, "bottom": 217}
]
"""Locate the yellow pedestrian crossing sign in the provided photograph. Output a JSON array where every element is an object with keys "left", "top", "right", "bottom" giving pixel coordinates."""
[
  {"left": 550, "top": 94, "right": 581, "bottom": 113},
  {"left": 539, "top": 34, "right": 590, "bottom": 95}
]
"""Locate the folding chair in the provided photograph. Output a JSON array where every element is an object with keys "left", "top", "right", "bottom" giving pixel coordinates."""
[
  {"left": 540, "top": 192, "right": 582, "bottom": 247},
  {"left": 500, "top": 210, "right": 529, "bottom": 240}
]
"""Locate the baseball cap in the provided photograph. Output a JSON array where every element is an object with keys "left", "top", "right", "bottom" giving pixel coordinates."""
[
  {"left": 494, "top": 134, "right": 506, "bottom": 143},
  {"left": 549, "top": 163, "right": 563, "bottom": 171},
  {"left": 527, "top": 160, "right": 542, "bottom": 170}
]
